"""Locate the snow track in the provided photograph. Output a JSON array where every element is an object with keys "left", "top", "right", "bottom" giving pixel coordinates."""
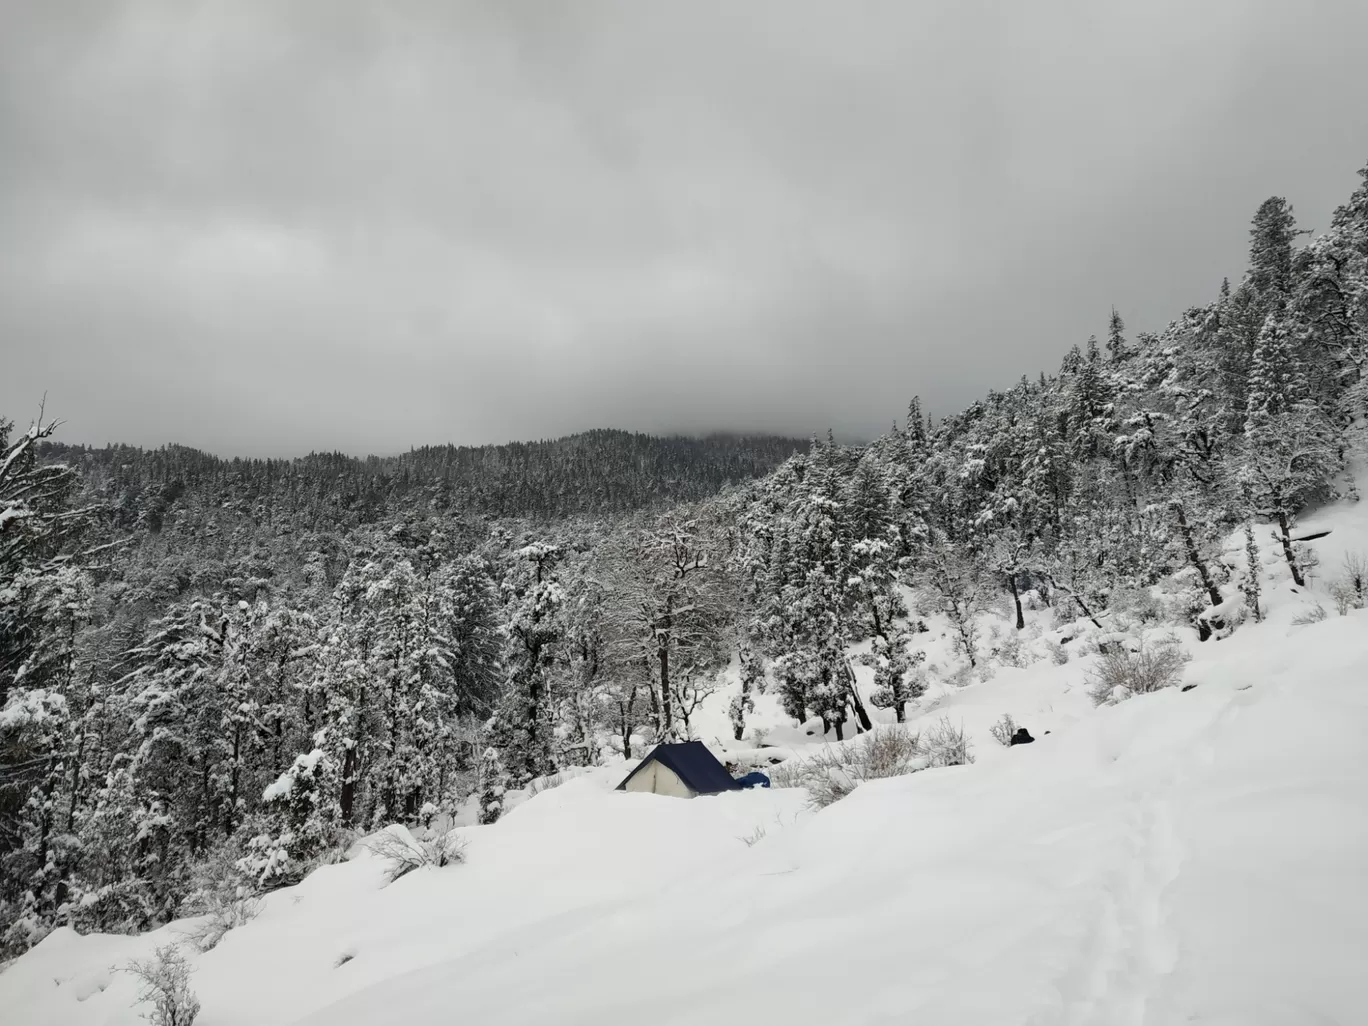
[{"left": 1049, "top": 787, "right": 1183, "bottom": 1026}]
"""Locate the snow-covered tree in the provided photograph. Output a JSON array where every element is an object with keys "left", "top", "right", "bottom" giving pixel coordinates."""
[
  {"left": 486, "top": 543, "right": 564, "bottom": 787},
  {"left": 476, "top": 747, "right": 505, "bottom": 826},
  {"left": 239, "top": 746, "right": 338, "bottom": 888},
  {"left": 597, "top": 510, "right": 735, "bottom": 741},
  {"left": 1237, "top": 407, "right": 1341, "bottom": 587},
  {"left": 916, "top": 534, "right": 987, "bottom": 669}
]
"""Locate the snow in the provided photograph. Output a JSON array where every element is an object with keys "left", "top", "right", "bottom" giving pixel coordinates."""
[
  {"left": 0, "top": 689, "right": 67, "bottom": 730},
  {"left": 262, "top": 750, "right": 327, "bottom": 802},
  {"left": 4, "top": 490, "right": 1368, "bottom": 1024}
]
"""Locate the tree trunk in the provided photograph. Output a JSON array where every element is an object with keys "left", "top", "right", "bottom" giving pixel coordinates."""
[
  {"left": 678, "top": 691, "right": 691, "bottom": 739},
  {"left": 1008, "top": 574, "right": 1025, "bottom": 630},
  {"left": 340, "top": 745, "right": 359, "bottom": 826},
  {"left": 198, "top": 756, "right": 212, "bottom": 854},
  {"left": 34, "top": 772, "right": 54, "bottom": 905},
  {"left": 66, "top": 703, "right": 91, "bottom": 832},
  {"left": 845, "top": 662, "right": 873, "bottom": 732},
  {"left": 953, "top": 609, "right": 977, "bottom": 668},
  {"left": 384, "top": 676, "right": 401, "bottom": 821},
  {"left": 645, "top": 662, "right": 661, "bottom": 734},
  {"left": 1173, "top": 501, "right": 1223, "bottom": 607},
  {"left": 620, "top": 702, "right": 634, "bottom": 760},
  {"left": 657, "top": 632, "right": 674, "bottom": 739},
  {"left": 340, "top": 684, "right": 368, "bottom": 826},
  {"left": 1276, "top": 510, "right": 1305, "bottom": 587},
  {"left": 226, "top": 722, "right": 242, "bottom": 836},
  {"left": 1048, "top": 576, "right": 1103, "bottom": 629}
]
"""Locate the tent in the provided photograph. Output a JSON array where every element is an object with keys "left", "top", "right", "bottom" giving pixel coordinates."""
[{"left": 616, "top": 741, "right": 742, "bottom": 798}]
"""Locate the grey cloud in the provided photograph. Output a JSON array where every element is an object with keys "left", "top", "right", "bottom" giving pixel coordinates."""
[{"left": 3, "top": 0, "right": 1367, "bottom": 456}]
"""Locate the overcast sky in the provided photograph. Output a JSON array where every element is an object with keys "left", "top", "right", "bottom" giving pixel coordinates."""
[{"left": 3, "top": 1, "right": 1367, "bottom": 457}]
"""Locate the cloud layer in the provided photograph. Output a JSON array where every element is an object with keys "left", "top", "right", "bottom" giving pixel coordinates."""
[{"left": 3, "top": 1, "right": 1366, "bottom": 455}]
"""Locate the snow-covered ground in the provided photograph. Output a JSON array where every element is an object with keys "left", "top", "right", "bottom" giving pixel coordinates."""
[{"left": 4, "top": 489, "right": 1368, "bottom": 1025}]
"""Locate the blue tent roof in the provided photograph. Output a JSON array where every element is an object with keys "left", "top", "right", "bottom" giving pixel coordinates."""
[{"left": 616, "top": 741, "right": 741, "bottom": 795}]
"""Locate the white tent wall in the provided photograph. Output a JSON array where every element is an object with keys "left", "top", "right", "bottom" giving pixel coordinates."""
[{"left": 621, "top": 760, "right": 695, "bottom": 798}]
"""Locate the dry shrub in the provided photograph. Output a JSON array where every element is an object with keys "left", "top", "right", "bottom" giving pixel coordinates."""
[
  {"left": 991, "top": 628, "right": 1036, "bottom": 670},
  {"left": 778, "top": 721, "right": 974, "bottom": 809},
  {"left": 989, "top": 714, "right": 1017, "bottom": 747},
  {"left": 1086, "top": 643, "right": 1189, "bottom": 706},
  {"left": 183, "top": 891, "right": 262, "bottom": 953},
  {"left": 765, "top": 758, "right": 804, "bottom": 790},
  {"left": 525, "top": 765, "right": 596, "bottom": 798},
  {"left": 738, "top": 824, "right": 767, "bottom": 848},
  {"left": 860, "top": 726, "right": 929, "bottom": 776},
  {"left": 365, "top": 828, "right": 466, "bottom": 884},
  {"left": 923, "top": 716, "right": 973, "bottom": 767},
  {"left": 1343, "top": 551, "right": 1368, "bottom": 598},
  {"left": 778, "top": 726, "right": 926, "bottom": 808},
  {"left": 947, "top": 664, "right": 975, "bottom": 689},
  {"left": 1291, "top": 602, "right": 1330, "bottom": 627},
  {"left": 123, "top": 944, "right": 200, "bottom": 1026},
  {"left": 1108, "top": 584, "right": 1164, "bottom": 625},
  {"left": 1330, "top": 551, "right": 1368, "bottom": 615}
]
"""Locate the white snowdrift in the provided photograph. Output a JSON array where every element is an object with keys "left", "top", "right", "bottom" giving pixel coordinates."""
[
  {"left": 296, "top": 612, "right": 1368, "bottom": 1026},
  {"left": 6, "top": 608, "right": 1366, "bottom": 1025}
]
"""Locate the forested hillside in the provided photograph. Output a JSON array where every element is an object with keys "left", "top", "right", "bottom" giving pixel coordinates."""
[
  {"left": 2, "top": 161, "right": 1365, "bottom": 961},
  {"left": 40, "top": 429, "right": 809, "bottom": 525}
]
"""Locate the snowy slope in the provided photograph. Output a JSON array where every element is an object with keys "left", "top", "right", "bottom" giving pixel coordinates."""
[
  {"left": 4, "top": 493, "right": 1368, "bottom": 1025},
  {"left": 297, "top": 612, "right": 1367, "bottom": 1026}
]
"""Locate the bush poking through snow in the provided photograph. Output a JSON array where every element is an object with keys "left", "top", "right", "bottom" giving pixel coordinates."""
[
  {"left": 1291, "top": 602, "right": 1330, "bottom": 627},
  {"left": 923, "top": 717, "right": 974, "bottom": 767},
  {"left": 66, "top": 879, "right": 157, "bottom": 937},
  {"left": 990, "top": 628, "right": 1034, "bottom": 670},
  {"left": 947, "top": 664, "right": 975, "bottom": 689},
  {"left": 183, "top": 890, "right": 262, "bottom": 953},
  {"left": 860, "top": 725, "right": 931, "bottom": 776},
  {"left": 738, "top": 825, "right": 767, "bottom": 848},
  {"left": 778, "top": 726, "right": 930, "bottom": 808},
  {"left": 365, "top": 828, "right": 466, "bottom": 885},
  {"left": 123, "top": 944, "right": 200, "bottom": 1026},
  {"left": 1086, "top": 643, "right": 1190, "bottom": 706},
  {"left": 1330, "top": 551, "right": 1368, "bottom": 615},
  {"left": 989, "top": 714, "right": 1018, "bottom": 747},
  {"left": 525, "top": 765, "right": 593, "bottom": 798}
]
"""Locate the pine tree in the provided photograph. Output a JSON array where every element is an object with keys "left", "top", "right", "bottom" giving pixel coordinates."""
[
  {"left": 239, "top": 746, "right": 337, "bottom": 888},
  {"left": 1244, "top": 311, "right": 1310, "bottom": 434},
  {"left": 116, "top": 601, "right": 244, "bottom": 915},
  {"left": 1107, "top": 308, "right": 1130, "bottom": 362},
  {"left": 863, "top": 627, "right": 925, "bottom": 723},
  {"left": 1241, "top": 518, "right": 1263, "bottom": 622},
  {"left": 486, "top": 543, "right": 564, "bottom": 787},
  {"left": 1238, "top": 408, "right": 1341, "bottom": 587},
  {"left": 1248, "top": 196, "right": 1299, "bottom": 304},
  {"left": 476, "top": 747, "right": 505, "bottom": 826},
  {"left": 1068, "top": 336, "right": 1117, "bottom": 459}
]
